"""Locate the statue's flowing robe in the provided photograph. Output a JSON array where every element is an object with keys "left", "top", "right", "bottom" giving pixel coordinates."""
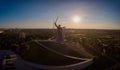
[{"left": 55, "top": 27, "right": 64, "bottom": 43}]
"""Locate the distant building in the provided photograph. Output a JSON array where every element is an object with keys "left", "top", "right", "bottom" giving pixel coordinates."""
[
  {"left": 0, "top": 31, "right": 3, "bottom": 33},
  {"left": 4, "top": 28, "right": 20, "bottom": 33},
  {"left": 19, "top": 32, "right": 26, "bottom": 39}
]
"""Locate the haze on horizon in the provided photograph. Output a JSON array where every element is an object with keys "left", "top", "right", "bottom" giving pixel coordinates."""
[{"left": 0, "top": 0, "right": 120, "bottom": 29}]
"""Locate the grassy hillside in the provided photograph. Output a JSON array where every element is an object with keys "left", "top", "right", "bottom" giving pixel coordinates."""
[
  {"left": 39, "top": 40, "right": 93, "bottom": 58},
  {"left": 23, "top": 41, "right": 84, "bottom": 66}
]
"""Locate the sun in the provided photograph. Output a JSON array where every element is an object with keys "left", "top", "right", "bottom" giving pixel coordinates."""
[{"left": 73, "top": 16, "right": 81, "bottom": 23}]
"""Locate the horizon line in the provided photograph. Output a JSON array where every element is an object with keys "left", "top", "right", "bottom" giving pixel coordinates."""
[{"left": 0, "top": 27, "right": 120, "bottom": 30}]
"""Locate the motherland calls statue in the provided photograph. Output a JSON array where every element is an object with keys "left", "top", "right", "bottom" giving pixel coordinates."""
[{"left": 54, "top": 22, "right": 64, "bottom": 43}]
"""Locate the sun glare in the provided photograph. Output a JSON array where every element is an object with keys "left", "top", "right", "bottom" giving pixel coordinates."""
[{"left": 73, "top": 16, "right": 81, "bottom": 23}]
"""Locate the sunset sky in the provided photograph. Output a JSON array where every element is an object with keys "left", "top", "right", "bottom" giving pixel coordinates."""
[{"left": 0, "top": 0, "right": 120, "bottom": 29}]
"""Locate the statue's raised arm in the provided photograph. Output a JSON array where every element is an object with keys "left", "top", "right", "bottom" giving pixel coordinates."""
[
  {"left": 54, "top": 17, "right": 59, "bottom": 28},
  {"left": 54, "top": 22, "right": 58, "bottom": 28}
]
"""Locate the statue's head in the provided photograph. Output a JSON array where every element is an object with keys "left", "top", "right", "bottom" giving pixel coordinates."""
[{"left": 58, "top": 25, "right": 61, "bottom": 27}]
